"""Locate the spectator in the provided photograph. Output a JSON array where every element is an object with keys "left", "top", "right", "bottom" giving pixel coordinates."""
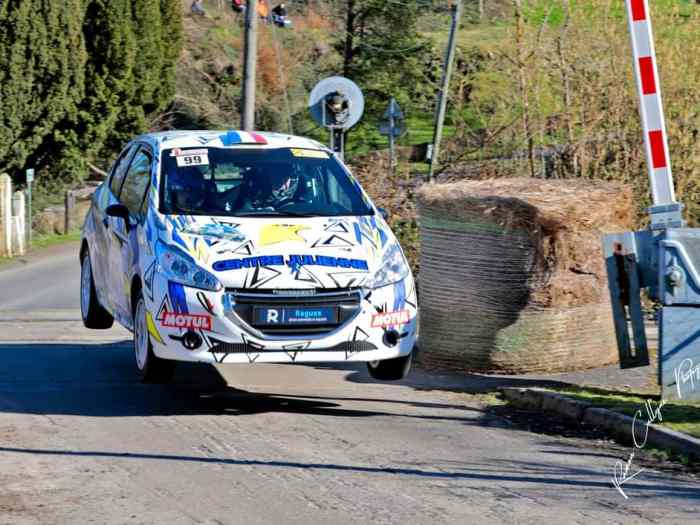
[
  {"left": 257, "top": 1, "right": 270, "bottom": 21},
  {"left": 272, "top": 3, "right": 290, "bottom": 28},
  {"left": 191, "top": 0, "right": 206, "bottom": 16},
  {"left": 272, "top": 3, "right": 287, "bottom": 17}
]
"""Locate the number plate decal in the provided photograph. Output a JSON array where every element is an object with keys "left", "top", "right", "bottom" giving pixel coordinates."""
[{"left": 254, "top": 307, "right": 337, "bottom": 325}]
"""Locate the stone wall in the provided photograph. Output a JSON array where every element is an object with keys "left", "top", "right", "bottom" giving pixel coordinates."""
[{"left": 33, "top": 185, "right": 98, "bottom": 235}]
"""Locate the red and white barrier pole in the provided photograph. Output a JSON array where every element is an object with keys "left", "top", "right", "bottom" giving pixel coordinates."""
[{"left": 626, "top": 0, "right": 677, "bottom": 210}]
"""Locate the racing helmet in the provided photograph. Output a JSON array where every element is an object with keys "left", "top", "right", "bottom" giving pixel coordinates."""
[
  {"left": 268, "top": 168, "right": 299, "bottom": 202},
  {"left": 169, "top": 166, "right": 209, "bottom": 210}
]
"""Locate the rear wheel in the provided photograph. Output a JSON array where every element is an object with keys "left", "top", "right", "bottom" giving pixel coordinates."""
[
  {"left": 134, "top": 293, "right": 176, "bottom": 383},
  {"left": 367, "top": 351, "right": 413, "bottom": 381},
  {"left": 80, "top": 250, "right": 113, "bottom": 329}
]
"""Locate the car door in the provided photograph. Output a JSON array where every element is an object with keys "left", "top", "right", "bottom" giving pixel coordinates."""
[
  {"left": 105, "top": 145, "right": 153, "bottom": 326},
  {"left": 92, "top": 145, "right": 138, "bottom": 305}
]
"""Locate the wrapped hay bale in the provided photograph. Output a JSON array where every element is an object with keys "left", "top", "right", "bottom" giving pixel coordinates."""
[{"left": 416, "top": 178, "right": 633, "bottom": 374}]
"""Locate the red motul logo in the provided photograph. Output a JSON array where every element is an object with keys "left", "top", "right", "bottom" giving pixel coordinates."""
[
  {"left": 161, "top": 312, "right": 212, "bottom": 330},
  {"left": 371, "top": 310, "right": 409, "bottom": 328}
]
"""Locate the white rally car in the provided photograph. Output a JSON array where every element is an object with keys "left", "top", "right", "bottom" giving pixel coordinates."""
[{"left": 80, "top": 130, "right": 418, "bottom": 382}]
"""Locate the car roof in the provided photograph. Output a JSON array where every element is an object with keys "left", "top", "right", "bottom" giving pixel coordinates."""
[{"left": 132, "top": 130, "right": 329, "bottom": 153}]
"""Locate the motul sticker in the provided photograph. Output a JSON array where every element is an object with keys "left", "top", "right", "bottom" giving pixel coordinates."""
[
  {"left": 161, "top": 312, "right": 212, "bottom": 330},
  {"left": 371, "top": 310, "right": 409, "bottom": 328}
]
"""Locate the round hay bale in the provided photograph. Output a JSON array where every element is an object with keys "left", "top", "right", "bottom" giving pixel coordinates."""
[{"left": 416, "top": 178, "right": 633, "bottom": 374}]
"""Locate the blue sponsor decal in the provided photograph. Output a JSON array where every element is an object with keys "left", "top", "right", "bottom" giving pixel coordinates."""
[
  {"left": 353, "top": 222, "right": 362, "bottom": 244},
  {"left": 378, "top": 228, "right": 388, "bottom": 247},
  {"left": 213, "top": 255, "right": 285, "bottom": 271},
  {"left": 212, "top": 254, "right": 369, "bottom": 272},
  {"left": 393, "top": 279, "right": 406, "bottom": 312},
  {"left": 168, "top": 281, "right": 189, "bottom": 314},
  {"left": 171, "top": 227, "right": 188, "bottom": 250}
]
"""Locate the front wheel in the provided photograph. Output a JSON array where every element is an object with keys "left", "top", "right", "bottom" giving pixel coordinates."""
[
  {"left": 133, "top": 293, "right": 176, "bottom": 383},
  {"left": 367, "top": 351, "right": 413, "bottom": 381}
]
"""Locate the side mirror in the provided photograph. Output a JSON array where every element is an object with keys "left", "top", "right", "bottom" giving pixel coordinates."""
[
  {"left": 106, "top": 204, "right": 131, "bottom": 230},
  {"left": 378, "top": 207, "right": 390, "bottom": 221}
]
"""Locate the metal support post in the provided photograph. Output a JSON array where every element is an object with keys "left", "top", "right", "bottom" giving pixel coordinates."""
[
  {"left": 428, "top": 0, "right": 462, "bottom": 183},
  {"left": 241, "top": 0, "right": 258, "bottom": 131}
]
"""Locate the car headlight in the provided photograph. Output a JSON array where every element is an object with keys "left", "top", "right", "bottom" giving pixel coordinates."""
[
  {"left": 155, "top": 240, "right": 222, "bottom": 291},
  {"left": 365, "top": 242, "right": 409, "bottom": 289}
]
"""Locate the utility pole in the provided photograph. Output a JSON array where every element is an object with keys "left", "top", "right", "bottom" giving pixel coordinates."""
[
  {"left": 241, "top": 0, "right": 258, "bottom": 130},
  {"left": 428, "top": 0, "right": 462, "bottom": 183}
]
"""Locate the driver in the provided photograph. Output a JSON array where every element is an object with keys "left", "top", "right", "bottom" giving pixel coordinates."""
[
  {"left": 242, "top": 167, "right": 300, "bottom": 210},
  {"left": 168, "top": 166, "right": 213, "bottom": 212}
]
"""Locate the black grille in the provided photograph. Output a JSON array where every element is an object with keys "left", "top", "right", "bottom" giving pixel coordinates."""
[
  {"left": 209, "top": 340, "right": 377, "bottom": 356},
  {"left": 225, "top": 288, "right": 362, "bottom": 336}
]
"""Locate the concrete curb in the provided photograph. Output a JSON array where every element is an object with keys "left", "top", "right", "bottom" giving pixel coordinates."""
[{"left": 500, "top": 387, "right": 700, "bottom": 458}]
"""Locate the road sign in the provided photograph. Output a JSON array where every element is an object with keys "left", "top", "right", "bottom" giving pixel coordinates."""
[
  {"left": 379, "top": 122, "right": 405, "bottom": 137},
  {"left": 26, "top": 168, "right": 34, "bottom": 184},
  {"left": 382, "top": 98, "right": 404, "bottom": 120},
  {"left": 378, "top": 98, "right": 406, "bottom": 173},
  {"left": 379, "top": 98, "right": 405, "bottom": 138}
]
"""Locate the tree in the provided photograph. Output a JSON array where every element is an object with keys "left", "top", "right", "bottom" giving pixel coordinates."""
[
  {"left": 335, "top": 0, "right": 435, "bottom": 151},
  {"left": 0, "top": 0, "right": 184, "bottom": 181},
  {"left": 0, "top": 0, "right": 85, "bottom": 174},
  {"left": 42, "top": 0, "right": 137, "bottom": 178}
]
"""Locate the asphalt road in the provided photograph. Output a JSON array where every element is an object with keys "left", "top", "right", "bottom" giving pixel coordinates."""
[{"left": 0, "top": 242, "right": 698, "bottom": 524}]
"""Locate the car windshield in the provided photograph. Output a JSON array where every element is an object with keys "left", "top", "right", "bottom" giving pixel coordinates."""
[{"left": 160, "top": 147, "right": 374, "bottom": 217}]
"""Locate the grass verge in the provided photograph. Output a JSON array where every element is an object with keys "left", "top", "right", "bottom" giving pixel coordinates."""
[{"left": 545, "top": 387, "right": 700, "bottom": 440}]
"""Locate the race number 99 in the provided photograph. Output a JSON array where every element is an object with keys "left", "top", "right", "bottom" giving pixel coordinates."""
[{"left": 176, "top": 153, "right": 209, "bottom": 167}]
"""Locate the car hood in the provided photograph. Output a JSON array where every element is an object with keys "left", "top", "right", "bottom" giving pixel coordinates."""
[{"left": 156, "top": 214, "right": 395, "bottom": 290}]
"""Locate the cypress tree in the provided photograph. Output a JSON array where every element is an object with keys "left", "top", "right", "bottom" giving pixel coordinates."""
[
  {"left": 156, "top": 0, "right": 184, "bottom": 111},
  {"left": 109, "top": 0, "right": 163, "bottom": 145},
  {"left": 44, "top": 0, "right": 137, "bottom": 177},
  {"left": 0, "top": 0, "right": 85, "bottom": 174}
]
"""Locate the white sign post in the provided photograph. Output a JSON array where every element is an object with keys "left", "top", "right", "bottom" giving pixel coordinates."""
[{"left": 26, "top": 168, "right": 34, "bottom": 248}]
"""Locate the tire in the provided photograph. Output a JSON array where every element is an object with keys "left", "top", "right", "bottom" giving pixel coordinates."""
[
  {"left": 367, "top": 351, "right": 413, "bottom": 381},
  {"left": 133, "top": 292, "right": 176, "bottom": 383},
  {"left": 80, "top": 250, "right": 114, "bottom": 329}
]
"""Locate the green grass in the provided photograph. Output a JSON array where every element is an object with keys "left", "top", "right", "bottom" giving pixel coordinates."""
[
  {"left": 545, "top": 387, "right": 700, "bottom": 439},
  {"left": 31, "top": 230, "right": 82, "bottom": 250}
]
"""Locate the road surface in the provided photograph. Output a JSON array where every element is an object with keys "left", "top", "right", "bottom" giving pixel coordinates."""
[{"left": 0, "top": 242, "right": 698, "bottom": 524}]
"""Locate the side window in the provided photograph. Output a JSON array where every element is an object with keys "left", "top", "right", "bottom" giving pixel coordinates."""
[
  {"left": 109, "top": 146, "right": 136, "bottom": 197},
  {"left": 120, "top": 149, "right": 152, "bottom": 217}
]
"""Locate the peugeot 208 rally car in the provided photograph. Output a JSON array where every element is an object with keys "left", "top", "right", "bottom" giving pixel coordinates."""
[{"left": 80, "top": 130, "right": 418, "bottom": 382}]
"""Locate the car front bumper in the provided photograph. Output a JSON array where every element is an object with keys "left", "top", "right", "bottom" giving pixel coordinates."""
[{"left": 144, "top": 273, "right": 418, "bottom": 364}]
